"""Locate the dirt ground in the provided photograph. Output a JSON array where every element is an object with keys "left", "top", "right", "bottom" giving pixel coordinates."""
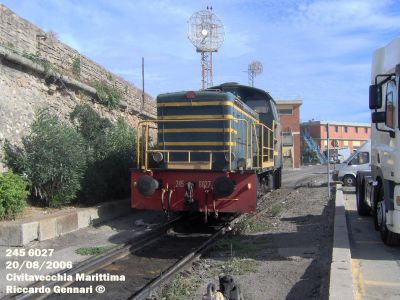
[{"left": 156, "top": 166, "right": 334, "bottom": 300}]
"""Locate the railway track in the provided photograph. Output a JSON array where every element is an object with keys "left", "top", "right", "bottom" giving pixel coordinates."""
[
  {"left": 8, "top": 216, "right": 183, "bottom": 300},
  {"left": 8, "top": 214, "right": 238, "bottom": 300},
  {"left": 8, "top": 187, "right": 282, "bottom": 300}
]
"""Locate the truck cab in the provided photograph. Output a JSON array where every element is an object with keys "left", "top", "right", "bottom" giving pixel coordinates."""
[{"left": 356, "top": 37, "right": 400, "bottom": 245}]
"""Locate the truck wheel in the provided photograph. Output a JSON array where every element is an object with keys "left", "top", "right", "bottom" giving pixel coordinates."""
[
  {"left": 356, "top": 181, "right": 369, "bottom": 216},
  {"left": 373, "top": 186, "right": 381, "bottom": 231},
  {"left": 343, "top": 175, "right": 356, "bottom": 187},
  {"left": 378, "top": 199, "right": 400, "bottom": 246}
]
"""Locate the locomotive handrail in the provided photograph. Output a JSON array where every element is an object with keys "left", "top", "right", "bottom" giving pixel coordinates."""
[
  {"left": 252, "top": 121, "right": 274, "bottom": 168},
  {"left": 136, "top": 118, "right": 251, "bottom": 170},
  {"left": 136, "top": 117, "right": 277, "bottom": 171}
]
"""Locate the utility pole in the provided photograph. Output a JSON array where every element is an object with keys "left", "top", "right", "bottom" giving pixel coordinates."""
[
  {"left": 326, "top": 123, "right": 331, "bottom": 198},
  {"left": 142, "top": 57, "right": 145, "bottom": 111}
]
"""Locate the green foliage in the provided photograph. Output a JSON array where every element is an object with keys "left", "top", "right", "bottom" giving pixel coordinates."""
[
  {"left": 302, "top": 148, "right": 319, "bottom": 164},
  {"left": 159, "top": 273, "right": 201, "bottom": 300},
  {"left": 75, "top": 245, "right": 114, "bottom": 256},
  {"left": 93, "top": 80, "right": 121, "bottom": 109},
  {"left": 219, "top": 258, "right": 258, "bottom": 275},
  {"left": 72, "top": 57, "right": 81, "bottom": 77},
  {"left": 269, "top": 202, "right": 283, "bottom": 217},
  {"left": 70, "top": 104, "right": 112, "bottom": 157},
  {"left": 70, "top": 105, "right": 136, "bottom": 202},
  {"left": 4, "top": 104, "right": 136, "bottom": 207},
  {"left": 5, "top": 110, "right": 86, "bottom": 207},
  {"left": 0, "top": 172, "right": 28, "bottom": 220},
  {"left": 22, "top": 52, "right": 54, "bottom": 77},
  {"left": 3, "top": 141, "right": 29, "bottom": 177}
]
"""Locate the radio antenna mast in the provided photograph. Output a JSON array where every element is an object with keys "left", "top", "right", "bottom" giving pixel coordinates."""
[
  {"left": 248, "top": 61, "right": 263, "bottom": 87},
  {"left": 187, "top": 7, "right": 225, "bottom": 89}
]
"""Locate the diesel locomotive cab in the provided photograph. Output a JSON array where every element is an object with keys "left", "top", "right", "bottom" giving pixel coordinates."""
[
  {"left": 209, "top": 82, "right": 283, "bottom": 177},
  {"left": 131, "top": 83, "right": 282, "bottom": 220}
]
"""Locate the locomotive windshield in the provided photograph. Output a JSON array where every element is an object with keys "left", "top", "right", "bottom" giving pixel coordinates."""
[{"left": 246, "top": 99, "right": 270, "bottom": 114}]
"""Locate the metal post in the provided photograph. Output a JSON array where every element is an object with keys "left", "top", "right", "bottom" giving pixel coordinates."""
[
  {"left": 145, "top": 124, "right": 149, "bottom": 170},
  {"left": 142, "top": 57, "right": 145, "bottom": 111},
  {"left": 210, "top": 51, "right": 213, "bottom": 87},
  {"left": 326, "top": 123, "right": 331, "bottom": 198},
  {"left": 229, "top": 119, "right": 232, "bottom": 170},
  {"left": 201, "top": 52, "right": 205, "bottom": 89}
]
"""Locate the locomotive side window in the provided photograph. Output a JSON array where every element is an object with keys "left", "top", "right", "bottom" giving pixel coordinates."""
[{"left": 246, "top": 99, "right": 269, "bottom": 114}]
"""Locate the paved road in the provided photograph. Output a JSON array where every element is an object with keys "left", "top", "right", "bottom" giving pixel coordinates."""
[
  {"left": 343, "top": 187, "right": 400, "bottom": 300},
  {"left": 282, "top": 164, "right": 328, "bottom": 188}
]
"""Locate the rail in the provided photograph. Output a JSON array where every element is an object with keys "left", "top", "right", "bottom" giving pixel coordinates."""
[{"left": 7, "top": 217, "right": 184, "bottom": 300}]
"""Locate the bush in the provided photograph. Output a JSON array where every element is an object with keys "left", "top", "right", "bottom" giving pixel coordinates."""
[
  {"left": 72, "top": 57, "right": 81, "bottom": 77},
  {"left": 93, "top": 80, "right": 121, "bottom": 109},
  {"left": 70, "top": 105, "right": 136, "bottom": 202},
  {"left": 70, "top": 104, "right": 112, "bottom": 159},
  {"left": 4, "top": 110, "right": 87, "bottom": 207},
  {"left": 100, "top": 117, "right": 136, "bottom": 199},
  {"left": 3, "top": 141, "right": 29, "bottom": 177},
  {"left": 4, "top": 105, "right": 136, "bottom": 207},
  {"left": 0, "top": 172, "right": 28, "bottom": 220}
]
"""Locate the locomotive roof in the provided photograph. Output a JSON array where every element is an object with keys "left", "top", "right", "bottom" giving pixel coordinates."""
[
  {"left": 156, "top": 86, "right": 259, "bottom": 120},
  {"left": 208, "top": 82, "right": 276, "bottom": 105}
]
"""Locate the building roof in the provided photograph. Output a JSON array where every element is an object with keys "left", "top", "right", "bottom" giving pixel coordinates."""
[
  {"left": 276, "top": 100, "right": 303, "bottom": 106},
  {"left": 301, "top": 120, "right": 371, "bottom": 127}
]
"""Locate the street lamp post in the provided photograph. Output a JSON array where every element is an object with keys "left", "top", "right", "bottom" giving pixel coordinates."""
[{"left": 326, "top": 123, "right": 331, "bottom": 198}]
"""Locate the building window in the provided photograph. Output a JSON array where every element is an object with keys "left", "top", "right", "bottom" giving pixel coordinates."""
[
  {"left": 364, "top": 127, "right": 368, "bottom": 133},
  {"left": 355, "top": 127, "right": 359, "bottom": 133},
  {"left": 278, "top": 108, "right": 292, "bottom": 115},
  {"left": 335, "top": 126, "right": 338, "bottom": 132},
  {"left": 344, "top": 126, "right": 348, "bottom": 133}
]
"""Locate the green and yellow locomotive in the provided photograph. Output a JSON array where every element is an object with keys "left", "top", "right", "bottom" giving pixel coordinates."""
[{"left": 131, "top": 83, "right": 282, "bottom": 219}]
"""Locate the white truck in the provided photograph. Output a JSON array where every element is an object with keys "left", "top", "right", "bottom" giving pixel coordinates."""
[{"left": 355, "top": 37, "right": 400, "bottom": 245}]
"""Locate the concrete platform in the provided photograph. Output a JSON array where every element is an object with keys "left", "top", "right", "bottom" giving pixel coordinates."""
[
  {"left": 0, "top": 199, "right": 132, "bottom": 246},
  {"left": 329, "top": 184, "right": 355, "bottom": 300},
  {"left": 343, "top": 187, "right": 400, "bottom": 300}
]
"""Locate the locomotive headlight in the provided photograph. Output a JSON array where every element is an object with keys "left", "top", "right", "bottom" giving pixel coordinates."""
[
  {"left": 224, "top": 152, "right": 236, "bottom": 162},
  {"left": 137, "top": 175, "right": 159, "bottom": 196},
  {"left": 152, "top": 152, "right": 164, "bottom": 163},
  {"left": 213, "top": 176, "right": 235, "bottom": 198}
]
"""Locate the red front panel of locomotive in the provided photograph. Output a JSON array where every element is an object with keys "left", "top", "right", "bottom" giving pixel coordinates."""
[{"left": 131, "top": 170, "right": 257, "bottom": 213}]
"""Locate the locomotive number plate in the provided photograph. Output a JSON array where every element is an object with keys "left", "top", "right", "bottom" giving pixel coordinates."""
[
  {"left": 175, "top": 180, "right": 184, "bottom": 188},
  {"left": 198, "top": 180, "right": 212, "bottom": 189}
]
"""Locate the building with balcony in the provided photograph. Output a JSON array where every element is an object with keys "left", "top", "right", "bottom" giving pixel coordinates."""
[
  {"left": 276, "top": 100, "right": 303, "bottom": 168},
  {"left": 301, "top": 121, "right": 371, "bottom": 154}
]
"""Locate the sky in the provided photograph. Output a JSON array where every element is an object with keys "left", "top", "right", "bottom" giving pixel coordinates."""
[{"left": 2, "top": 0, "right": 400, "bottom": 123}]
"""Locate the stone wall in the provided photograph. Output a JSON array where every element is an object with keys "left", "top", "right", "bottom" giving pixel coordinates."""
[{"left": 0, "top": 4, "right": 157, "bottom": 172}]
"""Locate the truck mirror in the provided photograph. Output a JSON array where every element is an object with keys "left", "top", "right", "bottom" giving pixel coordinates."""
[
  {"left": 369, "top": 85, "right": 382, "bottom": 109},
  {"left": 371, "top": 111, "right": 386, "bottom": 123},
  {"left": 396, "top": 64, "right": 400, "bottom": 77}
]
